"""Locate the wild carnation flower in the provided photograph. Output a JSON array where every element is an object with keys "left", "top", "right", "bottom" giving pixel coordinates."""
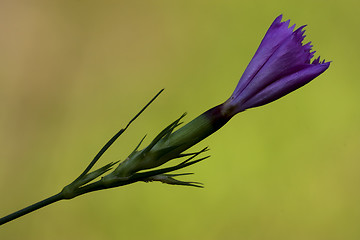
[
  {"left": 114, "top": 15, "right": 331, "bottom": 175},
  {"left": 222, "top": 14, "right": 330, "bottom": 117},
  {"left": 0, "top": 15, "right": 331, "bottom": 226}
]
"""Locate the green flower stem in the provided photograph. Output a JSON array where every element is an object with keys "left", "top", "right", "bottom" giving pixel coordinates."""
[
  {"left": 0, "top": 192, "right": 64, "bottom": 226},
  {"left": 0, "top": 178, "right": 135, "bottom": 226},
  {"left": 0, "top": 147, "right": 206, "bottom": 226},
  {"left": 0, "top": 177, "right": 137, "bottom": 226},
  {"left": 0, "top": 90, "right": 165, "bottom": 226},
  {"left": 0, "top": 89, "right": 214, "bottom": 226}
]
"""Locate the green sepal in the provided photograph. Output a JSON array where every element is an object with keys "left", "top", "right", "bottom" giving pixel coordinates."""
[
  {"left": 142, "top": 113, "right": 186, "bottom": 155},
  {"left": 76, "top": 161, "right": 119, "bottom": 187},
  {"left": 145, "top": 173, "right": 203, "bottom": 188}
]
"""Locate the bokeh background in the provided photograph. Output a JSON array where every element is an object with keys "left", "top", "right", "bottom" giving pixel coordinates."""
[{"left": 0, "top": 0, "right": 358, "bottom": 239}]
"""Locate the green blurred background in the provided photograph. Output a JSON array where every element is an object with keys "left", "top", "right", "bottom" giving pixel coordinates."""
[{"left": 0, "top": 0, "right": 358, "bottom": 239}]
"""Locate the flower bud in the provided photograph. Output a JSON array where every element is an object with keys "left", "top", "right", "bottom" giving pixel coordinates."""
[
  {"left": 104, "top": 15, "right": 330, "bottom": 184},
  {"left": 222, "top": 15, "right": 330, "bottom": 117}
]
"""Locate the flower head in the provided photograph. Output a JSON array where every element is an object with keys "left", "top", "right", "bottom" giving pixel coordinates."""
[
  {"left": 222, "top": 15, "right": 330, "bottom": 117},
  {"left": 102, "top": 15, "right": 331, "bottom": 186}
]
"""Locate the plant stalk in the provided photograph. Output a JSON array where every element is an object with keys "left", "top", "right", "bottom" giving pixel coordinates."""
[{"left": 0, "top": 192, "right": 64, "bottom": 226}]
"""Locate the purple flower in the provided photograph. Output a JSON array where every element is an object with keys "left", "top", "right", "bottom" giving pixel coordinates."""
[
  {"left": 222, "top": 15, "right": 330, "bottom": 117},
  {"left": 113, "top": 15, "right": 332, "bottom": 177}
]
